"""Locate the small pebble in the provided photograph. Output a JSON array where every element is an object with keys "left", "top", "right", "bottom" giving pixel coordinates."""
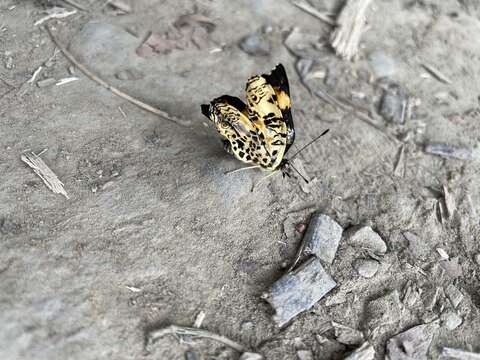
[
  {"left": 303, "top": 213, "right": 343, "bottom": 264},
  {"left": 353, "top": 259, "right": 379, "bottom": 278},
  {"left": 296, "top": 350, "right": 313, "bottom": 360},
  {"left": 475, "top": 253, "right": 480, "bottom": 265},
  {"left": 239, "top": 33, "right": 270, "bottom": 56},
  {"left": 441, "top": 311, "right": 463, "bottom": 330},
  {"left": 295, "top": 223, "right": 306, "bottom": 233},
  {"left": 345, "top": 226, "right": 387, "bottom": 255},
  {"left": 37, "top": 78, "right": 56, "bottom": 88},
  {"left": 379, "top": 83, "right": 409, "bottom": 124},
  {"left": 239, "top": 352, "right": 263, "bottom": 360},
  {"left": 185, "top": 351, "right": 198, "bottom": 360}
]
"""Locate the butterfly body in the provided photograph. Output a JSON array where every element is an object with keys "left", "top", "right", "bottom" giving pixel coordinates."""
[{"left": 201, "top": 64, "right": 294, "bottom": 172}]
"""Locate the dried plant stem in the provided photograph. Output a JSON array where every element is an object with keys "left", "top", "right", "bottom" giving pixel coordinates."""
[
  {"left": 21, "top": 151, "right": 69, "bottom": 199},
  {"left": 148, "top": 325, "right": 245, "bottom": 352}
]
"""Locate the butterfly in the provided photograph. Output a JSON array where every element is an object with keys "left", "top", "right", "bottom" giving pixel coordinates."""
[{"left": 201, "top": 64, "right": 328, "bottom": 183}]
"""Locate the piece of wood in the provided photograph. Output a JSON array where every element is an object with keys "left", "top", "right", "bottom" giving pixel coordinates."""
[
  {"left": 262, "top": 257, "right": 336, "bottom": 327},
  {"left": 21, "top": 151, "right": 69, "bottom": 199},
  {"left": 148, "top": 325, "right": 246, "bottom": 352},
  {"left": 330, "top": 0, "right": 373, "bottom": 60}
]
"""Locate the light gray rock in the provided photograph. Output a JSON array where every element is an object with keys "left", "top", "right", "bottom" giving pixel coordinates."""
[
  {"left": 442, "top": 347, "right": 480, "bottom": 360},
  {"left": 332, "top": 322, "right": 364, "bottom": 345},
  {"left": 303, "top": 213, "right": 343, "bottom": 264},
  {"left": 445, "top": 284, "right": 464, "bottom": 308},
  {"left": 296, "top": 350, "right": 313, "bottom": 360},
  {"left": 345, "top": 226, "right": 387, "bottom": 255},
  {"left": 352, "top": 259, "right": 379, "bottom": 278},
  {"left": 475, "top": 253, "right": 480, "bottom": 265},
  {"left": 441, "top": 310, "right": 463, "bottom": 330},
  {"left": 239, "top": 352, "right": 263, "bottom": 360},
  {"left": 386, "top": 322, "right": 439, "bottom": 360},
  {"left": 262, "top": 257, "right": 336, "bottom": 327},
  {"left": 343, "top": 342, "right": 375, "bottom": 360}
]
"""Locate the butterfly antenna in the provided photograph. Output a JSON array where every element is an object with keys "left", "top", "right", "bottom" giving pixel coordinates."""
[
  {"left": 290, "top": 129, "right": 330, "bottom": 160},
  {"left": 288, "top": 162, "right": 309, "bottom": 183}
]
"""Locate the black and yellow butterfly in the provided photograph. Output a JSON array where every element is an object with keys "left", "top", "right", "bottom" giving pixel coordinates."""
[{"left": 201, "top": 64, "right": 328, "bottom": 181}]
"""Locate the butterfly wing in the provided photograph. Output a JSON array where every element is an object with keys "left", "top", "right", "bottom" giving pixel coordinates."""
[
  {"left": 245, "top": 64, "right": 294, "bottom": 170},
  {"left": 201, "top": 96, "right": 273, "bottom": 167},
  {"left": 261, "top": 64, "right": 294, "bottom": 150}
]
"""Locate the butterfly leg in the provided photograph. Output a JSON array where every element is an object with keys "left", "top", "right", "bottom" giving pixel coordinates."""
[
  {"left": 224, "top": 165, "right": 261, "bottom": 175},
  {"left": 251, "top": 170, "right": 279, "bottom": 192}
]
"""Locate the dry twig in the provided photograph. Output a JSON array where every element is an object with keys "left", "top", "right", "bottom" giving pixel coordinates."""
[
  {"left": 21, "top": 151, "right": 69, "bottom": 199},
  {"left": 421, "top": 63, "right": 452, "bottom": 84},
  {"left": 330, "top": 0, "right": 373, "bottom": 60},
  {"left": 46, "top": 25, "right": 189, "bottom": 127},
  {"left": 291, "top": 0, "right": 335, "bottom": 26},
  {"left": 35, "top": 9, "right": 77, "bottom": 26},
  {"left": 148, "top": 325, "right": 245, "bottom": 352}
]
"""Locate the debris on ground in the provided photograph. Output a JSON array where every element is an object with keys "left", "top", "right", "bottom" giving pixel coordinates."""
[
  {"left": 379, "top": 83, "right": 409, "bottom": 124},
  {"left": 284, "top": 27, "right": 326, "bottom": 59},
  {"left": 385, "top": 322, "right": 439, "bottom": 360},
  {"left": 290, "top": 0, "right": 335, "bottom": 26},
  {"left": 421, "top": 63, "right": 452, "bottom": 84},
  {"left": 445, "top": 284, "right": 464, "bottom": 309},
  {"left": 424, "top": 143, "right": 473, "bottom": 160},
  {"left": 262, "top": 257, "right": 336, "bottom": 327},
  {"left": 148, "top": 325, "right": 247, "bottom": 353},
  {"left": 436, "top": 248, "right": 449, "bottom": 261},
  {"left": 56, "top": 77, "right": 79, "bottom": 86},
  {"left": 185, "top": 350, "right": 198, "bottom": 360},
  {"left": 332, "top": 322, "right": 364, "bottom": 345},
  {"left": 441, "top": 347, "right": 480, "bottom": 360},
  {"left": 296, "top": 349, "right": 314, "bottom": 360},
  {"left": 442, "top": 185, "right": 456, "bottom": 219},
  {"left": 193, "top": 310, "right": 206, "bottom": 328},
  {"left": 34, "top": 7, "right": 77, "bottom": 26},
  {"left": 401, "top": 280, "right": 421, "bottom": 308},
  {"left": 239, "top": 352, "right": 264, "bottom": 360},
  {"left": 36, "top": 77, "right": 56, "bottom": 88},
  {"left": 330, "top": 0, "right": 373, "bottom": 60},
  {"left": 106, "top": 0, "right": 132, "bottom": 15},
  {"left": 21, "top": 151, "right": 69, "bottom": 199},
  {"left": 343, "top": 342, "right": 375, "bottom": 360},
  {"left": 301, "top": 213, "right": 343, "bottom": 265},
  {"left": 345, "top": 226, "right": 387, "bottom": 255},
  {"left": 440, "top": 310, "right": 463, "bottom": 330},
  {"left": 352, "top": 258, "right": 379, "bottom": 278}
]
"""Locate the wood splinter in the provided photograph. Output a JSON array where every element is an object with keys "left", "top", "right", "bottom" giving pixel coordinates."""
[{"left": 330, "top": 0, "right": 373, "bottom": 61}]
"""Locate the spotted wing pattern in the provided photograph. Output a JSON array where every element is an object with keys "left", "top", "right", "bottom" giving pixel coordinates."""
[{"left": 201, "top": 64, "right": 294, "bottom": 171}]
